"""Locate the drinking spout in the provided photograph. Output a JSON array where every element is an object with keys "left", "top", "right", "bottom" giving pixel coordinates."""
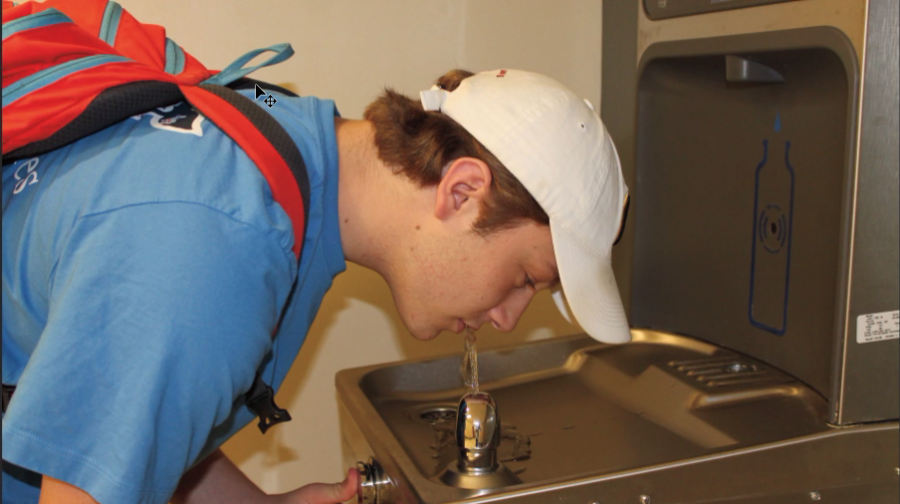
[{"left": 456, "top": 391, "right": 500, "bottom": 473}]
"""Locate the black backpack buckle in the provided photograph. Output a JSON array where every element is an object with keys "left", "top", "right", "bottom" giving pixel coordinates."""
[
  {"left": 244, "top": 373, "right": 291, "bottom": 434},
  {"left": 2, "top": 384, "right": 15, "bottom": 414}
]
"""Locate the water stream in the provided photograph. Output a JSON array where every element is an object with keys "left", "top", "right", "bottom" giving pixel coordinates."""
[
  {"left": 427, "top": 326, "right": 531, "bottom": 465},
  {"left": 460, "top": 326, "right": 479, "bottom": 394}
]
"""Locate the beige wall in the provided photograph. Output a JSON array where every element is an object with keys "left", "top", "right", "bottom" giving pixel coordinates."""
[{"left": 117, "top": 0, "right": 601, "bottom": 494}]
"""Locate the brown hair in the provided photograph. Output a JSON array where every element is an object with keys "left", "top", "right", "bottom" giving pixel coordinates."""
[{"left": 363, "top": 69, "right": 549, "bottom": 235}]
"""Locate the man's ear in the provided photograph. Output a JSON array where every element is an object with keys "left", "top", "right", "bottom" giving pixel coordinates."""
[{"left": 434, "top": 157, "right": 492, "bottom": 222}]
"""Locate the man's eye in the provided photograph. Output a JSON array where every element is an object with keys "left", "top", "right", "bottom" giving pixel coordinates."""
[{"left": 525, "top": 276, "right": 536, "bottom": 289}]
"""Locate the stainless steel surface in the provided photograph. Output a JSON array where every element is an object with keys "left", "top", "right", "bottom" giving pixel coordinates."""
[
  {"left": 337, "top": 331, "right": 899, "bottom": 503},
  {"left": 636, "top": 0, "right": 869, "bottom": 64},
  {"left": 632, "top": 27, "right": 856, "bottom": 402},
  {"left": 643, "top": 0, "right": 797, "bottom": 20},
  {"left": 603, "top": 0, "right": 639, "bottom": 320},
  {"left": 629, "top": 0, "right": 898, "bottom": 426},
  {"left": 357, "top": 458, "right": 392, "bottom": 504},
  {"left": 454, "top": 392, "right": 500, "bottom": 474},
  {"left": 436, "top": 462, "right": 521, "bottom": 491},
  {"left": 834, "top": 0, "right": 900, "bottom": 425},
  {"left": 725, "top": 55, "right": 784, "bottom": 83}
]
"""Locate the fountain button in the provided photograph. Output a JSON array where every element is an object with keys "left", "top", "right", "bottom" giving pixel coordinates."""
[{"left": 357, "top": 458, "right": 390, "bottom": 504}]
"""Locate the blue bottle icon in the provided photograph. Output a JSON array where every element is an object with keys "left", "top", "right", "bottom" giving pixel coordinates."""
[{"left": 749, "top": 134, "right": 795, "bottom": 335}]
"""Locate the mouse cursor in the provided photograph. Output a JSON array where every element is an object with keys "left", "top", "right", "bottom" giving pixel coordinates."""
[{"left": 254, "top": 84, "right": 266, "bottom": 100}]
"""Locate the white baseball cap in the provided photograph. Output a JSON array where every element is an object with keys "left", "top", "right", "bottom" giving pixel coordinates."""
[{"left": 420, "top": 69, "right": 631, "bottom": 344}]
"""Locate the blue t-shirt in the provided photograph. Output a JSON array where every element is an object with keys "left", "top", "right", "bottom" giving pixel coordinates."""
[{"left": 1, "top": 90, "right": 346, "bottom": 504}]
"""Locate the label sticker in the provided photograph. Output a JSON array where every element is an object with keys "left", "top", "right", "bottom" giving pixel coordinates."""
[{"left": 856, "top": 310, "right": 900, "bottom": 344}]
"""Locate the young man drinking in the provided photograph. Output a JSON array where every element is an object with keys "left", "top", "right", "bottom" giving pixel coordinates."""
[{"left": 2, "top": 69, "right": 629, "bottom": 504}]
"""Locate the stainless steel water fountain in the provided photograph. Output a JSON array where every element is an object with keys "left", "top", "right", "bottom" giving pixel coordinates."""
[
  {"left": 432, "top": 391, "right": 522, "bottom": 491},
  {"left": 340, "top": 1, "right": 898, "bottom": 502},
  {"left": 454, "top": 392, "right": 499, "bottom": 473},
  {"left": 340, "top": 330, "right": 897, "bottom": 503}
]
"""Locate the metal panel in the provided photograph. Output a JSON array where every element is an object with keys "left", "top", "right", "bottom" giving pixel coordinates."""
[
  {"left": 836, "top": 0, "right": 900, "bottom": 424},
  {"left": 644, "top": 0, "right": 798, "bottom": 21},
  {"left": 631, "top": 28, "right": 858, "bottom": 400},
  {"left": 602, "top": 0, "right": 639, "bottom": 319},
  {"left": 637, "top": 0, "right": 868, "bottom": 65},
  {"left": 600, "top": 2, "right": 640, "bottom": 320}
]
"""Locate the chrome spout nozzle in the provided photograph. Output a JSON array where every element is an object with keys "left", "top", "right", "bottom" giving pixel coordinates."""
[{"left": 456, "top": 391, "right": 500, "bottom": 473}]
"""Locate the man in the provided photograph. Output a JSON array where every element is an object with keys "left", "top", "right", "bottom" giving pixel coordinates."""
[{"left": 1, "top": 68, "right": 629, "bottom": 503}]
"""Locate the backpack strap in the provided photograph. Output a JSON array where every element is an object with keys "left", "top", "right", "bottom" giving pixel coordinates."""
[
  {"left": 5, "top": 78, "right": 311, "bottom": 263},
  {"left": 4, "top": 81, "right": 184, "bottom": 161},
  {"left": 1, "top": 2, "right": 194, "bottom": 156},
  {"left": 1, "top": 384, "right": 14, "bottom": 414},
  {"left": 227, "top": 77, "right": 300, "bottom": 98},
  {"left": 2, "top": 1, "right": 309, "bottom": 262},
  {"left": 201, "top": 43, "right": 294, "bottom": 87},
  {"left": 181, "top": 83, "right": 310, "bottom": 261}
]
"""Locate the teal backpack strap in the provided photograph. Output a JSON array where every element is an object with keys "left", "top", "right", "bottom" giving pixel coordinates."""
[
  {"left": 98, "top": 1, "right": 123, "bottom": 45},
  {"left": 202, "top": 43, "right": 294, "bottom": 86}
]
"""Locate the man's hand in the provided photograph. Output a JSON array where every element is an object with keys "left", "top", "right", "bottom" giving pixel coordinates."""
[
  {"left": 37, "top": 450, "right": 358, "bottom": 504},
  {"left": 271, "top": 468, "right": 359, "bottom": 504},
  {"left": 174, "top": 449, "right": 359, "bottom": 504}
]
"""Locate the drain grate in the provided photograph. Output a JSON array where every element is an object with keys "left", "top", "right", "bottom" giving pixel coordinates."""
[
  {"left": 668, "top": 356, "right": 789, "bottom": 387},
  {"left": 409, "top": 405, "right": 457, "bottom": 425}
]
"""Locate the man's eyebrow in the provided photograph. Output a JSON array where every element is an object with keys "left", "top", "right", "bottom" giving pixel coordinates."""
[{"left": 545, "top": 260, "right": 560, "bottom": 288}]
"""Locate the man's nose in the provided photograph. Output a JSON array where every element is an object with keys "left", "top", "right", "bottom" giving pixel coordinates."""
[{"left": 488, "top": 289, "right": 534, "bottom": 332}]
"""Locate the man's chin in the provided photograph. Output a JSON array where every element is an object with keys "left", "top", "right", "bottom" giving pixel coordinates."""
[
  {"left": 397, "top": 310, "right": 442, "bottom": 341},
  {"left": 410, "top": 327, "right": 441, "bottom": 341}
]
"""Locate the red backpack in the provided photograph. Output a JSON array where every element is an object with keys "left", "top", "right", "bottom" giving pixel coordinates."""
[
  {"left": 2, "top": 0, "right": 310, "bottom": 431},
  {"left": 1, "top": 0, "right": 309, "bottom": 261}
]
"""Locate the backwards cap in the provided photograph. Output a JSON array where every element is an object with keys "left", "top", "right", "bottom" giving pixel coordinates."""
[{"left": 420, "top": 69, "right": 631, "bottom": 344}]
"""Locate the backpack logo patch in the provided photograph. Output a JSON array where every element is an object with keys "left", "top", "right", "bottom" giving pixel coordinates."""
[
  {"left": 12, "top": 157, "right": 41, "bottom": 195},
  {"left": 132, "top": 102, "right": 204, "bottom": 137}
]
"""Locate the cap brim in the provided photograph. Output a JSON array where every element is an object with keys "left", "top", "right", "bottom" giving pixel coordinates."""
[{"left": 550, "top": 223, "right": 631, "bottom": 344}]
